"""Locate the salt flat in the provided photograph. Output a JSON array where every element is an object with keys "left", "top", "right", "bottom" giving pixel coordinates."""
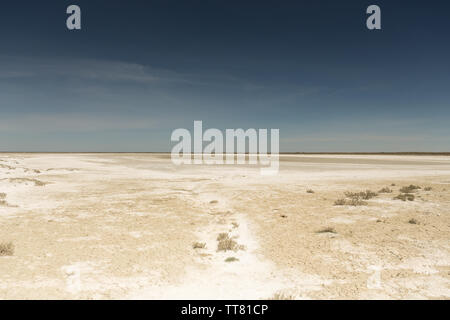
[{"left": 0, "top": 153, "right": 449, "bottom": 299}]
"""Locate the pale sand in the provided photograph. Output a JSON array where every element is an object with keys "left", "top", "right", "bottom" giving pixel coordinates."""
[{"left": 0, "top": 153, "right": 449, "bottom": 299}]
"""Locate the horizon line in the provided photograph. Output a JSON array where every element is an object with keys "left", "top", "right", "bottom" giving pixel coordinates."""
[{"left": 1, "top": 151, "right": 449, "bottom": 156}]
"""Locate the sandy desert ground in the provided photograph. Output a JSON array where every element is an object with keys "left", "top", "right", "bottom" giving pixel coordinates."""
[{"left": 0, "top": 153, "right": 449, "bottom": 299}]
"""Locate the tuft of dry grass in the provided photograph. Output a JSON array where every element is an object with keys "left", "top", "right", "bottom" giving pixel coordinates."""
[
  {"left": 408, "top": 218, "right": 419, "bottom": 225},
  {"left": 399, "top": 185, "right": 421, "bottom": 193},
  {"left": 0, "top": 242, "right": 14, "bottom": 256},
  {"left": 33, "top": 180, "right": 47, "bottom": 187},
  {"left": 306, "top": 189, "right": 315, "bottom": 193},
  {"left": 378, "top": 187, "right": 393, "bottom": 193},
  {"left": 334, "top": 198, "right": 347, "bottom": 206},
  {"left": 348, "top": 198, "right": 368, "bottom": 206},
  {"left": 394, "top": 193, "right": 415, "bottom": 201},
  {"left": 192, "top": 242, "right": 206, "bottom": 249},
  {"left": 231, "top": 222, "right": 239, "bottom": 228},
  {"left": 217, "top": 233, "right": 229, "bottom": 241},
  {"left": 218, "top": 238, "right": 238, "bottom": 251},
  {"left": 424, "top": 187, "right": 432, "bottom": 191},
  {"left": 217, "top": 233, "right": 244, "bottom": 252},
  {"left": 225, "top": 257, "right": 239, "bottom": 262},
  {"left": 0, "top": 193, "right": 8, "bottom": 206},
  {"left": 316, "top": 227, "right": 337, "bottom": 234}
]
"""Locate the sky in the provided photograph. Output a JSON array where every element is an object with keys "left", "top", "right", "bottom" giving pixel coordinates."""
[{"left": 0, "top": 0, "right": 449, "bottom": 152}]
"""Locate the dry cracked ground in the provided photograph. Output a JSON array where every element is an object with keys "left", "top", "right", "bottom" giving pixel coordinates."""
[{"left": 0, "top": 153, "right": 449, "bottom": 299}]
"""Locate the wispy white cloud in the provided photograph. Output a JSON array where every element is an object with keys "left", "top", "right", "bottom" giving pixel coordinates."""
[
  {"left": 0, "top": 56, "right": 192, "bottom": 85},
  {"left": 0, "top": 56, "right": 265, "bottom": 90}
]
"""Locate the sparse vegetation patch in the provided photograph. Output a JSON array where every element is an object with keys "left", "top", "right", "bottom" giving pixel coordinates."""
[
  {"left": 378, "top": 187, "right": 393, "bottom": 193},
  {"left": 5, "top": 178, "right": 47, "bottom": 186},
  {"left": 334, "top": 189, "right": 378, "bottom": 206}
]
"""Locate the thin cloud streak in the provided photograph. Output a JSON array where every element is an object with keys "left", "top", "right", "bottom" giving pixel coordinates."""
[{"left": 0, "top": 113, "right": 161, "bottom": 133}]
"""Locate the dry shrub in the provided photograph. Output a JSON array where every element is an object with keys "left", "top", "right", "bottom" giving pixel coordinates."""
[
  {"left": 225, "top": 257, "right": 239, "bottom": 262},
  {"left": 192, "top": 242, "right": 206, "bottom": 249},
  {"left": 399, "top": 185, "right": 421, "bottom": 193},
  {"left": 348, "top": 198, "right": 368, "bottom": 206},
  {"left": 334, "top": 198, "right": 367, "bottom": 206},
  {"left": 424, "top": 187, "right": 432, "bottom": 191},
  {"left": 218, "top": 238, "right": 238, "bottom": 251},
  {"left": 394, "top": 193, "right": 415, "bottom": 201},
  {"left": 306, "top": 189, "right": 315, "bottom": 193},
  {"left": 8, "top": 178, "right": 47, "bottom": 187},
  {"left": 0, "top": 242, "right": 14, "bottom": 256},
  {"left": 217, "top": 233, "right": 228, "bottom": 241},
  {"left": 33, "top": 180, "right": 47, "bottom": 187},
  {"left": 345, "top": 190, "right": 378, "bottom": 200},
  {"left": 334, "top": 189, "right": 377, "bottom": 206},
  {"left": 217, "top": 233, "right": 244, "bottom": 252},
  {"left": 378, "top": 187, "right": 393, "bottom": 193},
  {"left": 334, "top": 198, "right": 347, "bottom": 206},
  {"left": 408, "top": 218, "right": 419, "bottom": 224},
  {"left": 316, "top": 227, "right": 336, "bottom": 234}
]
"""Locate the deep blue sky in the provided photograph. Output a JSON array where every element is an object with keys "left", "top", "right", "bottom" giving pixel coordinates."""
[{"left": 0, "top": 0, "right": 449, "bottom": 151}]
